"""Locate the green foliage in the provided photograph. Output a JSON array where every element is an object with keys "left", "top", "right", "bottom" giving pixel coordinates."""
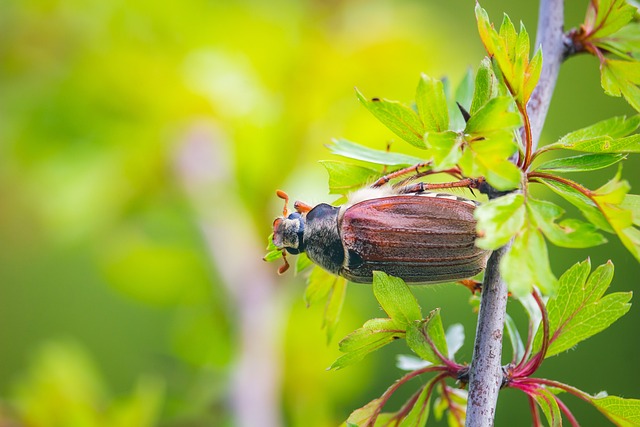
[
  {"left": 532, "top": 260, "right": 631, "bottom": 357},
  {"left": 327, "top": 139, "right": 423, "bottom": 166},
  {"left": 305, "top": 267, "right": 348, "bottom": 344},
  {"left": 475, "top": 4, "right": 542, "bottom": 107},
  {"left": 10, "top": 342, "right": 163, "bottom": 427},
  {"left": 573, "top": 0, "right": 640, "bottom": 111},
  {"left": 330, "top": 272, "right": 420, "bottom": 369}
]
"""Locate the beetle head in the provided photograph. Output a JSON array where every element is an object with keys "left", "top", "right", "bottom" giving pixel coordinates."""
[{"left": 272, "top": 212, "right": 306, "bottom": 254}]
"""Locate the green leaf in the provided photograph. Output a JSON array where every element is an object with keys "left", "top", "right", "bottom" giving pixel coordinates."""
[
  {"left": 534, "top": 153, "right": 627, "bottom": 173},
  {"left": 319, "top": 160, "right": 380, "bottom": 195},
  {"left": 356, "top": 89, "right": 426, "bottom": 148},
  {"left": 501, "top": 224, "right": 557, "bottom": 297},
  {"left": 534, "top": 260, "right": 632, "bottom": 357},
  {"left": 475, "top": 5, "right": 540, "bottom": 106},
  {"left": 373, "top": 272, "right": 422, "bottom": 324},
  {"left": 405, "top": 308, "right": 449, "bottom": 365},
  {"left": 592, "top": 172, "right": 640, "bottom": 261},
  {"left": 475, "top": 193, "right": 526, "bottom": 250},
  {"left": 591, "top": 394, "right": 640, "bottom": 427},
  {"left": 470, "top": 58, "right": 500, "bottom": 115},
  {"left": 331, "top": 318, "right": 405, "bottom": 370},
  {"left": 527, "top": 197, "right": 608, "bottom": 248},
  {"left": 398, "top": 383, "right": 433, "bottom": 427},
  {"left": 557, "top": 115, "right": 640, "bottom": 143},
  {"left": 465, "top": 97, "right": 521, "bottom": 137},
  {"left": 327, "top": 139, "right": 424, "bottom": 166},
  {"left": 535, "top": 177, "right": 613, "bottom": 232},
  {"left": 621, "top": 194, "right": 640, "bottom": 226},
  {"left": 424, "top": 130, "right": 462, "bottom": 170},
  {"left": 584, "top": 0, "right": 637, "bottom": 40},
  {"left": 601, "top": 59, "right": 640, "bottom": 112},
  {"left": 416, "top": 73, "right": 449, "bottom": 132},
  {"left": 345, "top": 377, "right": 437, "bottom": 427},
  {"left": 533, "top": 387, "right": 562, "bottom": 427},
  {"left": 295, "top": 252, "right": 313, "bottom": 274},
  {"left": 459, "top": 137, "right": 522, "bottom": 191},
  {"left": 544, "top": 115, "right": 640, "bottom": 153}
]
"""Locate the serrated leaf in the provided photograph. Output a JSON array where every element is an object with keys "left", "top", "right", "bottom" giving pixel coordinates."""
[
  {"left": 601, "top": 59, "right": 640, "bottom": 112},
  {"left": 445, "top": 324, "right": 464, "bottom": 360},
  {"left": 504, "top": 314, "right": 525, "bottom": 364},
  {"left": 592, "top": 173, "right": 640, "bottom": 261},
  {"left": 373, "top": 272, "right": 422, "bottom": 324},
  {"left": 591, "top": 394, "right": 640, "bottom": 426},
  {"left": 424, "top": 131, "right": 462, "bottom": 170},
  {"left": 555, "top": 115, "right": 640, "bottom": 146},
  {"left": 475, "top": 5, "right": 540, "bottom": 106},
  {"left": 501, "top": 224, "right": 558, "bottom": 297},
  {"left": 621, "top": 194, "right": 640, "bottom": 226},
  {"left": 331, "top": 318, "right": 404, "bottom": 370},
  {"left": 475, "top": 193, "right": 526, "bottom": 249},
  {"left": 398, "top": 383, "right": 433, "bottom": 427},
  {"left": 344, "top": 377, "right": 437, "bottom": 427},
  {"left": 534, "top": 260, "right": 632, "bottom": 357},
  {"left": 320, "top": 160, "right": 380, "bottom": 195},
  {"left": 327, "top": 139, "right": 424, "bottom": 166},
  {"left": 533, "top": 387, "right": 562, "bottom": 427},
  {"left": 406, "top": 309, "right": 449, "bottom": 365},
  {"left": 459, "top": 138, "right": 522, "bottom": 191},
  {"left": 527, "top": 197, "right": 608, "bottom": 248},
  {"left": 470, "top": 58, "right": 500, "bottom": 115},
  {"left": 535, "top": 177, "right": 613, "bottom": 232},
  {"left": 585, "top": 0, "right": 637, "bottom": 40},
  {"left": 416, "top": 74, "right": 449, "bottom": 133},
  {"left": 465, "top": 97, "right": 521, "bottom": 136},
  {"left": 535, "top": 153, "right": 627, "bottom": 173},
  {"left": 357, "top": 89, "right": 426, "bottom": 148}
]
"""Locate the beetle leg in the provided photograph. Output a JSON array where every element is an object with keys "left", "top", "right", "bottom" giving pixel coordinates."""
[
  {"left": 458, "top": 279, "right": 482, "bottom": 294},
  {"left": 277, "top": 251, "right": 290, "bottom": 275},
  {"left": 371, "top": 162, "right": 431, "bottom": 187},
  {"left": 293, "top": 200, "right": 312, "bottom": 214},
  {"left": 396, "top": 177, "right": 486, "bottom": 194},
  {"left": 276, "top": 190, "right": 290, "bottom": 216}
]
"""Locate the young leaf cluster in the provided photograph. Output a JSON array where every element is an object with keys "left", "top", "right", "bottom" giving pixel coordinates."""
[{"left": 569, "top": 0, "right": 640, "bottom": 111}]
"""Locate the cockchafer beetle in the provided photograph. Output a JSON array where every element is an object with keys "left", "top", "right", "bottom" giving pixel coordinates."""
[{"left": 269, "top": 168, "right": 490, "bottom": 284}]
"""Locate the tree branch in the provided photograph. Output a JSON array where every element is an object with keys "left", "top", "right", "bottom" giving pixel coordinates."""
[{"left": 465, "top": 1, "right": 565, "bottom": 425}]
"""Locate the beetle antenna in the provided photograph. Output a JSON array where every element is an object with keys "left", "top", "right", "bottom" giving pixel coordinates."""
[
  {"left": 278, "top": 251, "right": 290, "bottom": 274},
  {"left": 276, "top": 190, "right": 289, "bottom": 217}
]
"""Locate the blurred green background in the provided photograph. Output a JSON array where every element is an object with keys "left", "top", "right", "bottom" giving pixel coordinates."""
[{"left": 1, "top": 0, "right": 639, "bottom": 426}]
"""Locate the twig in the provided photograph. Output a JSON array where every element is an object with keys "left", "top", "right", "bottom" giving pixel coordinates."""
[{"left": 465, "top": 0, "right": 565, "bottom": 425}]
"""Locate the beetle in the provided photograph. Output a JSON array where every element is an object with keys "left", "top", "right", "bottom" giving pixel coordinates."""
[{"left": 270, "top": 177, "right": 489, "bottom": 284}]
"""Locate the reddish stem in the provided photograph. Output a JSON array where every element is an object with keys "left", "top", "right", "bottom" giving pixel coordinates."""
[
  {"left": 366, "top": 366, "right": 450, "bottom": 426},
  {"left": 528, "top": 393, "right": 543, "bottom": 427},
  {"left": 514, "top": 290, "right": 549, "bottom": 377},
  {"left": 440, "top": 381, "right": 465, "bottom": 426},
  {"left": 554, "top": 394, "right": 580, "bottom": 427}
]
